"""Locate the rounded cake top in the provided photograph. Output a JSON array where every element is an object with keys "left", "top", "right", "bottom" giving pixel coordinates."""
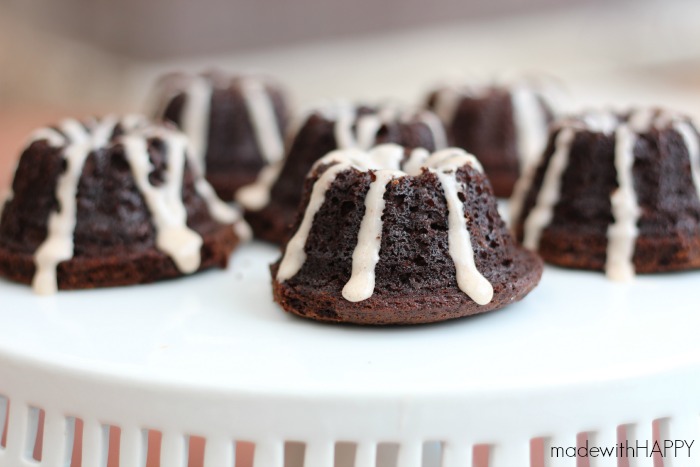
[
  {"left": 426, "top": 78, "right": 558, "bottom": 196},
  {"left": 425, "top": 78, "right": 558, "bottom": 119},
  {"left": 552, "top": 107, "right": 695, "bottom": 134},
  {"left": 309, "top": 143, "right": 483, "bottom": 177},
  {"left": 151, "top": 69, "right": 286, "bottom": 105},
  {"left": 294, "top": 100, "right": 447, "bottom": 150},
  {"left": 277, "top": 143, "right": 495, "bottom": 306},
  {"left": 236, "top": 101, "right": 447, "bottom": 212},
  {"left": 28, "top": 114, "right": 151, "bottom": 150}
]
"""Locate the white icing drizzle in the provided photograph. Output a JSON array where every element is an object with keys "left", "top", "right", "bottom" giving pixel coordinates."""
[
  {"left": 194, "top": 177, "right": 252, "bottom": 242},
  {"left": 237, "top": 101, "right": 363, "bottom": 212},
  {"left": 154, "top": 75, "right": 253, "bottom": 236},
  {"left": 603, "top": 109, "right": 660, "bottom": 281},
  {"left": 510, "top": 86, "right": 550, "bottom": 171},
  {"left": 628, "top": 108, "right": 656, "bottom": 131},
  {"left": 403, "top": 147, "right": 430, "bottom": 175},
  {"left": 509, "top": 111, "right": 618, "bottom": 238},
  {"left": 522, "top": 127, "right": 576, "bottom": 251},
  {"left": 434, "top": 169, "right": 493, "bottom": 305},
  {"left": 276, "top": 163, "right": 349, "bottom": 282},
  {"left": 583, "top": 111, "right": 619, "bottom": 133},
  {"left": 355, "top": 114, "right": 384, "bottom": 150},
  {"left": 32, "top": 117, "right": 118, "bottom": 295},
  {"left": 518, "top": 108, "right": 700, "bottom": 281},
  {"left": 426, "top": 148, "right": 492, "bottom": 304},
  {"left": 432, "top": 83, "right": 551, "bottom": 169},
  {"left": 432, "top": 82, "right": 550, "bottom": 224},
  {"left": 509, "top": 92, "right": 560, "bottom": 229},
  {"left": 511, "top": 110, "right": 620, "bottom": 227},
  {"left": 29, "top": 128, "right": 68, "bottom": 147},
  {"left": 431, "top": 86, "right": 463, "bottom": 124},
  {"left": 417, "top": 111, "right": 448, "bottom": 150},
  {"left": 121, "top": 114, "right": 149, "bottom": 131},
  {"left": 154, "top": 72, "right": 285, "bottom": 186},
  {"left": 59, "top": 119, "right": 91, "bottom": 143},
  {"left": 121, "top": 131, "right": 203, "bottom": 274},
  {"left": 604, "top": 108, "right": 700, "bottom": 280},
  {"left": 149, "top": 94, "right": 251, "bottom": 236},
  {"left": 237, "top": 102, "right": 444, "bottom": 212},
  {"left": 674, "top": 121, "right": 700, "bottom": 202},
  {"left": 277, "top": 144, "right": 493, "bottom": 305},
  {"left": 334, "top": 103, "right": 359, "bottom": 149},
  {"left": 235, "top": 160, "right": 283, "bottom": 211},
  {"left": 179, "top": 76, "right": 213, "bottom": 176},
  {"left": 342, "top": 170, "right": 399, "bottom": 302},
  {"left": 508, "top": 165, "right": 537, "bottom": 229},
  {"left": 12, "top": 115, "right": 246, "bottom": 294},
  {"left": 240, "top": 78, "right": 285, "bottom": 164},
  {"left": 606, "top": 124, "right": 640, "bottom": 281},
  {"left": 424, "top": 147, "right": 484, "bottom": 173},
  {"left": 367, "top": 143, "right": 405, "bottom": 170}
]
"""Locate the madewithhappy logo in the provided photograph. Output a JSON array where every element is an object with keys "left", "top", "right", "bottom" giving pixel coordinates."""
[{"left": 550, "top": 440, "right": 695, "bottom": 459}]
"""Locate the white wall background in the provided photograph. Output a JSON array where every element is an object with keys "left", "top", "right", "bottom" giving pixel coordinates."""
[{"left": 1, "top": 0, "right": 699, "bottom": 116}]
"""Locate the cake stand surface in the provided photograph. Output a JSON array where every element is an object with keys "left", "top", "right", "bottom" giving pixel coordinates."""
[{"left": 0, "top": 241, "right": 699, "bottom": 467}]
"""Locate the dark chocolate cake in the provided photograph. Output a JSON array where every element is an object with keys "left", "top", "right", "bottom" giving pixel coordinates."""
[
  {"left": 150, "top": 70, "right": 290, "bottom": 200},
  {"left": 511, "top": 108, "right": 700, "bottom": 280},
  {"left": 425, "top": 82, "right": 554, "bottom": 197},
  {"left": 0, "top": 116, "right": 250, "bottom": 294},
  {"left": 237, "top": 102, "right": 447, "bottom": 244},
  {"left": 272, "top": 144, "right": 543, "bottom": 325}
]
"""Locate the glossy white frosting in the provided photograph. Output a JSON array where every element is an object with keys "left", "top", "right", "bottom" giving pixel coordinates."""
[
  {"left": 33, "top": 118, "right": 113, "bottom": 295},
  {"left": 121, "top": 130, "right": 203, "bottom": 275},
  {"left": 237, "top": 102, "right": 446, "bottom": 212},
  {"left": 522, "top": 127, "right": 576, "bottom": 251},
  {"left": 277, "top": 144, "right": 493, "bottom": 305},
  {"left": 605, "top": 123, "right": 639, "bottom": 281},
  {"left": 179, "top": 76, "right": 213, "bottom": 176}
]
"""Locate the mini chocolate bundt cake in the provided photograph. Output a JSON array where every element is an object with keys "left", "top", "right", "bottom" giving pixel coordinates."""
[
  {"left": 272, "top": 144, "right": 543, "bottom": 325},
  {"left": 237, "top": 102, "right": 447, "bottom": 244},
  {"left": 150, "top": 70, "right": 290, "bottom": 200},
  {"left": 511, "top": 108, "right": 700, "bottom": 280},
  {"left": 425, "top": 82, "right": 555, "bottom": 197},
  {"left": 0, "top": 116, "right": 250, "bottom": 294}
]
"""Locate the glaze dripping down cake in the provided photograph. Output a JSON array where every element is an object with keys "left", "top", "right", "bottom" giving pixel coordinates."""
[
  {"left": 272, "top": 144, "right": 543, "bottom": 325},
  {"left": 511, "top": 108, "right": 700, "bottom": 280},
  {"left": 0, "top": 116, "right": 250, "bottom": 294},
  {"left": 237, "top": 102, "right": 447, "bottom": 244}
]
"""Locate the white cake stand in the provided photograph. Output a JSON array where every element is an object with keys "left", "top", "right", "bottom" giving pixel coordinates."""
[{"left": 0, "top": 241, "right": 698, "bottom": 467}]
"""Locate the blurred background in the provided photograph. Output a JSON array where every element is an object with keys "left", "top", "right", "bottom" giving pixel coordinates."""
[{"left": 2, "top": 0, "right": 700, "bottom": 186}]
